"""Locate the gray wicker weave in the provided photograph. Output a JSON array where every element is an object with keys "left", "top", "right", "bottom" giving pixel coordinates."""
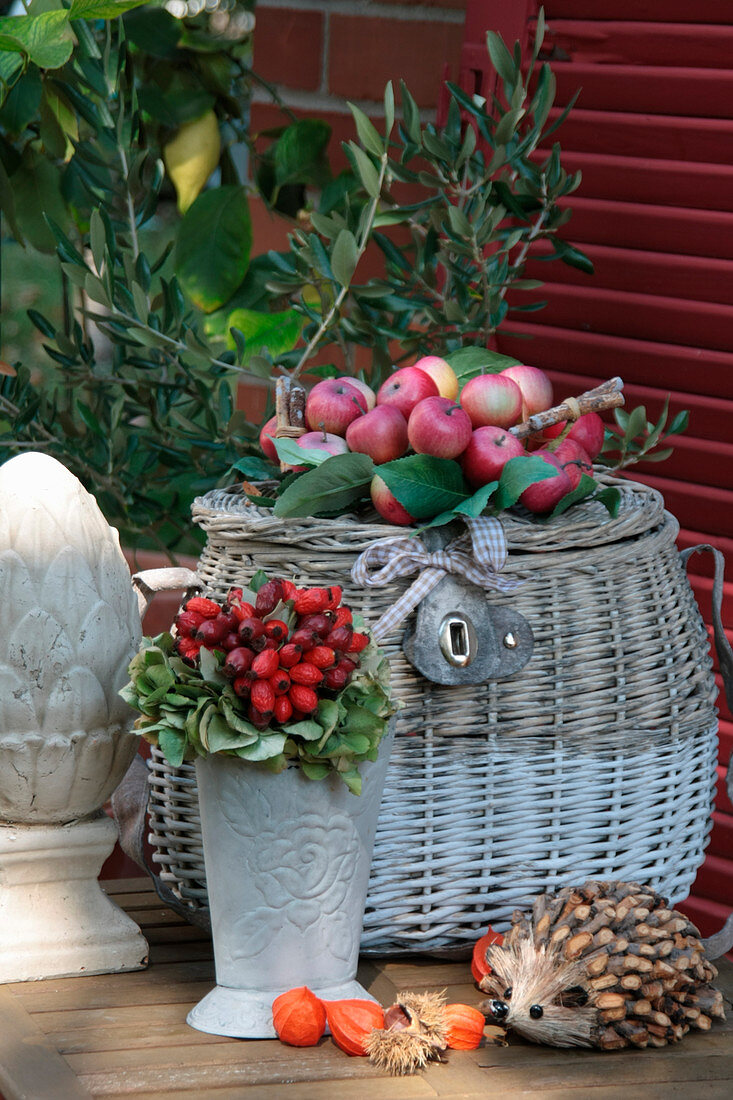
[{"left": 146, "top": 477, "right": 719, "bottom": 954}]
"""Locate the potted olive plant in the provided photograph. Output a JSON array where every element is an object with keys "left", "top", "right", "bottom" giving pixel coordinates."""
[{"left": 122, "top": 570, "right": 396, "bottom": 1038}]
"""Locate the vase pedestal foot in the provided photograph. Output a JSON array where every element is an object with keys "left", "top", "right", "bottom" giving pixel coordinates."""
[
  {"left": 0, "top": 814, "right": 149, "bottom": 983},
  {"left": 188, "top": 978, "right": 377, "bottom": 1039}
]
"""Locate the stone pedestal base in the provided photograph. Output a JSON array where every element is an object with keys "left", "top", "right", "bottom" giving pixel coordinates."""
[
  {"left": 0, "top": 813, "right": 149, "bottom": 983},
  {"left": 188, "top": 978, "right": 377, "bottom": 1039}
]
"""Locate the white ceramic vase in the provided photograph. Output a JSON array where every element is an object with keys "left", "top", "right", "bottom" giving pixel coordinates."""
[
  {"left": 187, "top": 725, "right": 394, "bottom": 1038},
  {"left": 0, "top": 452, "right": 148, "bottom": 981}
]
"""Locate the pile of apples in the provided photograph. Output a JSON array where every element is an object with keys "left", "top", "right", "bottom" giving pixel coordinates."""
[{"left": 259, "top": 358, "right": 605, "bottom": 524}]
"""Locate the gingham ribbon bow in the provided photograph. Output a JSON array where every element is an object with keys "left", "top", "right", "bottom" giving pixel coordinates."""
[{"left": 351, "top": 516, "right": 520, "bottom": 641}]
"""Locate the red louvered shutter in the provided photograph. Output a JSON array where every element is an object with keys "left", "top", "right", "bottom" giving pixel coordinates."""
[{"left": 461, "top": 0, "right": 733, "bottom": 935}]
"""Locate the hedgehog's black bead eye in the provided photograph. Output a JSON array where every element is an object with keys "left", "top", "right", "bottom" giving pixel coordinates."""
[
  {"left": 504, "top": 987, "right": 512, "bottom": 1000},
  {"left": 529, "top": 1004, "right": 544, "bottom": 1020}
]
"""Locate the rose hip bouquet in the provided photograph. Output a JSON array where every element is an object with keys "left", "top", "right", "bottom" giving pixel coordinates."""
[{"left": 121, "top": 572, "right": 395, "bottom": 793}]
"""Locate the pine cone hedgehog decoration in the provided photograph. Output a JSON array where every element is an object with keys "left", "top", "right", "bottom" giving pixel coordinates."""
[{"left": 478, "top": 881, "right": 725, "bottom": 1051}]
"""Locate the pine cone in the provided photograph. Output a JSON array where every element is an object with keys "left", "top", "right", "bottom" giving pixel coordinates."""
[{"left": 478, "top": 880, "right": 726, "bottom": 1050}]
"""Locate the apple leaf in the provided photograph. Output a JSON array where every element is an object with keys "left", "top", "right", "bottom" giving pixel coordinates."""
[
  {"left": 548, "top": 474, "right": 598, "bottom": 518},
  {"left": 229, "top": 454, "right": 279, "bottom": 481},
  {"left": 424, "top": 479, "right": 499, "bottom": 529},
  {"left": 274, "top": 437, "right": 332, "bottom": 468},
  {"left": 446, "top": 346, "right": 521, "bottom": 390},
  {"left": 594, "top": 485, "right": 621, "bottom": 518},
  {"left": 378, "top": 454, "right": 468, "bottom": 520},
  {"left": 273, "top": 453, "right": 374, "bottom": 517},
  {"left": 492, "top": 454, "right": 557, "bottom": 512}
]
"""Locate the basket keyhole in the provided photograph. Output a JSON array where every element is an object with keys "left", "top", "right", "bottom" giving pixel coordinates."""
[{"left": 439, "top": 614, "right": 477, "bottom": 668}]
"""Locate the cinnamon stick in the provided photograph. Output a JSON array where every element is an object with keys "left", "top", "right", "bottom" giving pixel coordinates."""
[{"left": 509, "top": 377, "right": 625, "bottom": 440}]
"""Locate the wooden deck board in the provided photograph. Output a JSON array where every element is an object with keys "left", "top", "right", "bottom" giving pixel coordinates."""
[{"left": 0, "top": 878, "right": 730, "bottom": 1099}]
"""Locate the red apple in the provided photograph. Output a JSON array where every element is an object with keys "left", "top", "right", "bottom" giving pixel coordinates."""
[
  {"left": 407, "top": 396, "right": 472, "bottom": 459},
  {"left": 552, "top": 438, "right": 592, "bottom": 490},
  {"left": 518, "top": 451, "right": 573, "bottom": 514},
  {"left": 501, "top": 364, "right": 553, "bottom": 420},
  {"left": 567, "top": 412, "right": 605, "bottom": 461},
  {"left": 370, "top": 474, "right": 415, "bottom": 526},
  {"left": 461, "top": 426, "right": 525, "bottom": 487},
  {"left": 346, "top": 405, "right": 409, "bottom": 464},
  {"left": 305, "top": 379, "right": 367, "bottom": 435},
  {"left": 297, "top": 431, "right": 350, "bottom": 457},
  {"left": 460, "top": 374, "right": 523, "bottom": 429},
  {"left": 335, "top": 375, "right": 376, "bottom": 410},
  {"left": 259, "top": 415, "right": 279, "bottom": 462},
  {"left": 412, "top": 355, "right": 459, "bottom": 400},
  {"left": 376, "top": 367, "right": 439, "bottom": 418}
]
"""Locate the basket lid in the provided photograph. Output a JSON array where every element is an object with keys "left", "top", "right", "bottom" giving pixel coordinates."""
[{"left": 193, "top": 474, "right": 669, "bottom": 554}]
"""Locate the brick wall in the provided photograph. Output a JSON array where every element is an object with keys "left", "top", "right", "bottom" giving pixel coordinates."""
[{"left": 249, "top": 0, "right": 467, "bottom": 254}]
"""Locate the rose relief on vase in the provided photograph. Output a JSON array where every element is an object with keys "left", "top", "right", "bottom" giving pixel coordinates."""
[{"left": 0, "top": 452, "right": 148, "bottom": 982}]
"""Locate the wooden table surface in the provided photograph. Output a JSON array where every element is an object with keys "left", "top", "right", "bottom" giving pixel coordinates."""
[{"left": 1, "top": 879, "right": 731, "bottom": 1100}]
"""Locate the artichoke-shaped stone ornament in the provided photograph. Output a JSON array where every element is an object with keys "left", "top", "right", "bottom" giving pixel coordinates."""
[{"left": 0, "top": 452, "right": 148, "bottom": 981}]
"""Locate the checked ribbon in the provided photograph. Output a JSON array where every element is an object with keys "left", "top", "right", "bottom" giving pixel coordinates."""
[{"left": 351, "top": 515, "right": 521, "bottom": 641}]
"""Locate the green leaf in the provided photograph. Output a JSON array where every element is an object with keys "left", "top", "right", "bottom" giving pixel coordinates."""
[
  {"left": 301, "top": 762, "right": 330, "bottom": 782},
  {"left": 330, "top": 228, "right": 358, "bottom": 288},
  {"left": 384, "top": 80, "right": 395, "bottom": 138},
  {"left": 316, "top": 698, "right": 339, "bottom": 735},
  {"left": 158, "top": 726, "right": 186, "bottom": 767},
  {"left": 348, "top": 142, "right": 380, "bottom": 199},
  {"left": 668, "top": 410, "right": 689, "bottom": 436},
  {"left": 0, "top": 151, "right": 24, "bottom": 244},
  {"left": 230, "top": 454, "right": 278, "bottom": 480},
  {"left": 274, "top": 437, "right": 332, "bottom": 468},
  {"left": 217, "top": 306, "right": 301, "bottom": 359},
  {"left": 76, "top": 400, "right": 104, "bottom": 436},
  {"left": 0, "top": 12, "right": 74, "bottom": 70},
  {"left": 549, "top": 474, "right": 598, "bottom": 518},
  {"left": 274, "top": 118, "right": 331, "bottom": 188},
  {"left": 613, "top": 407, "right": 629, "bottom": 432},
  {"left": 551, "top": 237, "right": 594, "bottom": 275},
  {"left": 638, "top": 446, "right": 674, "bottom": 463},
  {"left": 425, "top": 479, "right": 499, "bottom": 528},
  {"left": 625, "top": 404, "right": 647, "bottom": 443},
  {"left": 273, "top": 453, "right": 375, "bottom": 518},
  {"left": 175, "top": 186, "right": 253, "bottom": 313},
  {"left": 445, "top": 346, "right": 521, "bottom": 389},
  {"left": 349, "top": 102, "right": 383, "bottom": 157},
  {"left": 39, "top": 81, "right": 78, "bottom": 162},
  {"left": 235, "top": 732, "right": 287, "bottom": 761},
  {"left": 13, "top": 146, "right": 71, "bottom": 252},
  {"left": 378, "top": 455, "right": 468, "bottom": 520},
  {"left": 534, "top": 6, "right": 546, "bottom": 57},
  {"left": 595, "top": 485, "right": 621, "bottom": 517},
  {"left": 486, "top": 29, "right": 516, "bottom": 86},
  {"left": 447, "top": 204, "right": 471, "bottom": 237},
  {"left": 69, "top": 0, "right": 146, "bottom": 16},
  {"left": 400, "top": 80, "right": 421, "bottom": 144},
  {"left": 494, "top": 107, "right": 525, "bottom": 146},
  {"left": 284, "top": 719, "right": 323, "bottom": 741},
  {"left": 207, "top": 714, "right": 259, "bottom": 753},
  {"left": 0, "top": 51, "right": 23, "bottom": 103},
  {"left": 0, "top": 66, "right": 41, "bottom": 134},
  {"left": 198, "top": 646, "right": 222, "bottom": 684},
  {"left": 493, "top": 454, "right": 557, "bottom": 512}
]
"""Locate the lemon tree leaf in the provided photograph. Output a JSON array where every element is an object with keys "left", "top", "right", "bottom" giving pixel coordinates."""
[
  {"left": 0, "top": 12, "right": 74, "bottom": 69},
  {"left": 175, "top": 185, "right": 253, "bottom": 312}
]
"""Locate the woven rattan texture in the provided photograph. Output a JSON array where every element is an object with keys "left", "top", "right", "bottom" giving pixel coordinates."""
[{"left": 145, "top": 479, "right": 718, "bottom": 953}]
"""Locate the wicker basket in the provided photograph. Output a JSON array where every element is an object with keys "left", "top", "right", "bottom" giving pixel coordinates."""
[{"left": 146, "top": 477, "right": 720, "bottom": 954}]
